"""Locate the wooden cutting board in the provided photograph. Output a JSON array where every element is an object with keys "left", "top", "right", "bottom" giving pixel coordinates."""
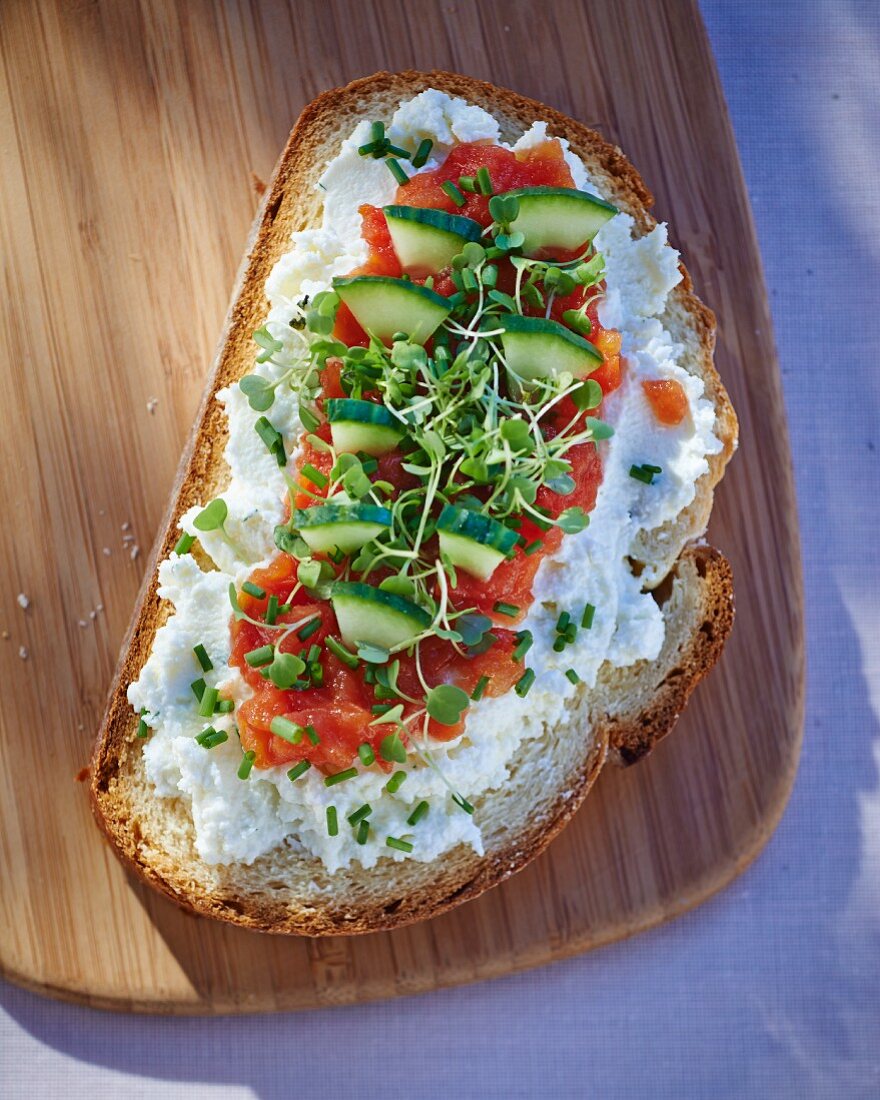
[{"left": 0, "top": 0, "right": 803, "bottom": 1013}]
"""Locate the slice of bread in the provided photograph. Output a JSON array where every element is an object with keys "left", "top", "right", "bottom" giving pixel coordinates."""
[{"left": 90, "top": 70, "right": 737, "bottom": 936}]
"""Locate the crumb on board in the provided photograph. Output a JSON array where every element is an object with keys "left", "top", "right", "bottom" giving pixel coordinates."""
[
  {"left": 17, "top": 593, "right": 30, "bottom": 610},
  {"left": 146, "top": 397, "right": 158, "bottom": 415},
  {"left": 18, "top": 646, "right": 28, "bottom": 660}
]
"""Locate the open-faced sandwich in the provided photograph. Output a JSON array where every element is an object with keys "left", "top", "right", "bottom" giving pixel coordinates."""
[{"left": 91, "top": 71, "right": 737, "bottom": 934}]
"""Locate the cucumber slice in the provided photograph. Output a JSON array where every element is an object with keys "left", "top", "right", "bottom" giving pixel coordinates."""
[
  {"left": 332, "top": 275, "right": 452, "bottom": 345},
  {"left": 384, "top": 206, "right": 482, "bottom": 276},
  {"left": 506, "top": 186, "right": 618, "bottom": 256},
  {"left": 331, "top": 582, "right": 432, "bottom": 649},
  {"left": 293, "top": 503, "right": 392, "bottom": 555},
  {"left": 326, "top": 398, "right": 406, "bottom": 456},
  {"left": 436, "top": 505, "right": 519, "bottom": 581},
  {"left": 499, "top": 315, "right": 604, "bottom": 383}
]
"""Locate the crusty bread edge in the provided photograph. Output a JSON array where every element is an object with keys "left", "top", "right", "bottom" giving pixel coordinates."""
[{"left": 90, "top": 70, "right": 737, "bottom": 935}]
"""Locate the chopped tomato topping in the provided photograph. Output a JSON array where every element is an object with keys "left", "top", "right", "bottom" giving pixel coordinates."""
[{"left": 642, "top": 378, "right": 689, "bottom": 426}]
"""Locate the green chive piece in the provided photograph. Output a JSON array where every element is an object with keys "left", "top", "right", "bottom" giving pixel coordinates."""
[
  {"left": 196, "top": 726, "right": 228, "bottom": 749},
  {"left": 523, "top": 539, "right": 543, "bottom": 556},
  {"left": 305, "top": 724, "right": 320, "bottom": 745},
  {"left": 347, "top": 803, "right": 372, "bottom": 826},
  {"left": 358, "top": 742, "right": 376, "bottom": 766},
  {"left": 198, "top": 686, "right": 218, "bottom": 718},
  {"left": 565, "top": 668, "right": 581, "bottom": 685},
  {"left": 552, "top": 637, "right": 567, "bottom": 653},
  {"left": 371, "top": 703, "right": 393, "bottom": 716},
  {"left": 385, "top": 770, "right": 407, "bottom": 794},
  {"left": 407, "top": 800, "right": 429, "bottom": 827},
  {"left": 297, "top": 616, "right": 321, "bottom": 641},
  {"left": 452, "top": 793, "right": 475, "bottom": 815},
  {"left": 287, "top": 760, "right": 311, "bottom": 782},
  {"left": 307, "top": 643, "right": 321, "bottom": 663},
  {"left": 581, "top": 603, "right": 596, "bottom": 629},
  {"left": 513, "top": 631, "right": 533, "bottom": 661},
  {"left": 411, "top": 138, "right": 433, "bottom": 168},
  {"left": 326, "top": 806, "right": 339, "bottom": 836},
  {"left": 385, "top": 143, "right": 410, "bottom": 158},
  {"left": 482, "top": 264, "right": 498, "bottom": 289},
  {"left": 254, "top": 416, "right": 286, "bottom": 467},
  {"left": 192, "top": 643, "right": 213, "bottom": 672},
  {"left": 556, "top": 612, "right": 571, "bottom": 634},
  {"left": 237, "top": 750, "right": 256, "bottom": 780},
  {"left": 326, "top": 636, "right": 359, "bottom": 669},
  {"left": 565, "top": 623, "right": 577, "bottom": 641},
  {"left": 265, "top": 594, "right": 279, "bottom": 625},
  {"left": 215, "top": 699, "right": 234, "bottom": 714},
  {"left": 441, "top": 180, "right": 466, "bottom": 208},
  {"left": 174, "top": 532, "right": 195, "bottom": 556},
  {"left": 245, "top": 644, "right": 274, "bottom": 668},
  {"left": 324, "top": 767, "right": 358, "bottom": 787},
  {"left": 242, "top": 581, "right": 266, "bottom": 600},
  {"left": 137, "top": 709, "right": 150, "bottom": 738},
  {"left": 191, "top": 677, "right": 206, "bottom": 702},
  {"left": 629, "top": 463, "right": 662, "bottom": 485},
  {"left": 458, "top": 175, "right": 476, "bottom": 192},
  {"left": 270, "top": 716, "right": 303, "bottom": 744},
  {"left": 514, "top": 669, "right": 536, "bottom": 697},
  {"left": 356, "top": 819, "right": 370, "bottom": 845},
  {"left": 386, "top": 158, "right": 408, "bottom": 186},
  {"left": 370, "top": 120, "right": 385, "bottom": 144},
  {"left": 493, "top": 601, "right": 519, "bottom": 618},
  {"left": 358, "top": 140, "right": 380, "bottom": 157},
  {"left": 300, "top": 463, "right": 327, "bottom": 489},
  {"left": 386, "top": 836, "right": 413, "bottom": 853},
  {"left": 471, "top": 675, "right": 490, "bottom": 701},
  {"left": 476, "top": 166, "right": 493, "bottom": 195}
]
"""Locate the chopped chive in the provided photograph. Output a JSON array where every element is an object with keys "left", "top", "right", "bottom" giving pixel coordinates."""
[
  {"left": 513, "top": 630, "right": 533, "bottom": 661},
  {"left": 411, "top": 138, "right": 433, "bottom": 168},
  {"left": 493, "top": 601, "right": 519, "bottom": 618},
  {"left": 564, "top": 623, "right": 577, "bottom": 641},
  {"left": 385, "top": 143, "right": 410, "bottom": 158},
  {"left": 458, "top": 175, "right": 476, "bottom": 192},
  {"left": 482, "top": 264, "right": 498, "bottom": 289},
  {"left": 137, "top": 709, "right": 149, "bottom": 738},
  {"left": 299, "top": 405, "right": 320, "bottom": 432},
  {"left": 523, "top": 539, "right": 542, "bottom": 556},
  {"left": 407, "top": 800, "right": 429, "bottom": 827},
  {"left": 386, "top": 836, "right": 413, "bottom": 853},
  {"left": 471, "top": 674, "right": 490, "bottom": 701},
  {"left": 371, "top": 703, "right": 393, "bottom": 716},
  {"left": 305, "top": 724, "right": 320, "bottom": 745},
  {"left": 565, "top": 668, "right": 581, "bottom": 684},
  {"left": 193, "top": 643, "right": 213, "bottom": 672},
  {"left": 270, "top": 716, "right": 303, "bottom": 744},
  {"left": 254, "top": 416, "right": 286, "bottom": 467},
  {"left": 441, "top": 180, "right": 466, "bottom": 207},
  {"left": 329, "top": 546, "right": 345, "bottom": 564},
  {"left": 287, "top": 760, "right": 311, "bottom": 782},
  {"left": 307, "top": 643, "right": 321, "bottom": 663},
  {"left": 245, "top": 644, "right": 274, "bottom": 668},
  {"left": 452, "top": 793, "right": 474, "bottom": 815},
  {"left": 385, "top": 770, "right": 407, "bottom": 794},
  {"left": 553, "top": 637, "right": 567, "bottom": 653},
  {"left": 514, "top": 669, "right": 536, "bottom": 697},
  {"left": 356, "top": 819, "right": 370, "bottom": 845},
  {"left": 386, "top": 157, "right": 408, "bottom": 185},
  {"left": 277, "top": 602, "right": 292, "bottom": 616},
  {"left": 326, "top": 636, "right": 359, "bottom": 669},
  {"left": 475, "top": 166, "right": 493, "bottom": 195},
  {"left": 556, "top": 611, "right": 571, "bottom": 633},
  {"left": 300, "top": 463, "right": 327, "bottom": 489},
  {"left": 326, "top": 806, "right": 339, "bottom": 836},
  {"left": 242, "top": 581, "right": 266, "bottom": 600},
  {"left": 198, "top": 686, "right": 218, "bottom": 718},
  {"left": 191, "top": 677, "right": 206, "bottom": 702},
  {"left": 629, "top": 463, "right": 662, "bottom": 485},
  {"left": 265, "top": 594, "right": 279, "bottom": 625},
  {"left": 358, "top": 742, "right": 376, "bottom": 766},
  {"left": 347, "top": 803, "right": 372, "bottom": 826},
  {"left": 581, "top": 603, "right": 596, "bottom": 629},
  {"left": 324, "top": 767, "right": 358, "bottom": 787},
  {"left": 297, "top": 616, "right": 321, "bottom": 641},
  {"left": 215, "top": 699, "right": 234, "bottom": 714},
  {"left": 174, "top": 532, "right": 195, "bottom": 555},
  {"left": 237, "top": 750, "right": 256, "bottom": 780},
  {"left": 370, "top": 120, "right": 385, "bottom": 144},
  {"left": 195, "top": 726, "right": 228, "bottom": 749}
]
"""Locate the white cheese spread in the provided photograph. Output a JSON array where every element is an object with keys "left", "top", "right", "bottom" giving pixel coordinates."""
[{"left": 129, "top": 89, "right": 721, "bottom": 872}]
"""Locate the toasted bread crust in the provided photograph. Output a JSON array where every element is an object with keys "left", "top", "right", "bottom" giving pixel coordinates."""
[{"left": 91, "top": 70, "right": 737, "bottom": 935}]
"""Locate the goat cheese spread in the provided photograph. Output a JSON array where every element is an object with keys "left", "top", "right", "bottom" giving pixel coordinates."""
[{"left": 130, "top": 89, "right": 721, "bottom": 873}]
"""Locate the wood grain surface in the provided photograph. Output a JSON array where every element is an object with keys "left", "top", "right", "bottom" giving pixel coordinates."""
[{"left": 0, "top": 0, "right": 803, "bottom": 1014}]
